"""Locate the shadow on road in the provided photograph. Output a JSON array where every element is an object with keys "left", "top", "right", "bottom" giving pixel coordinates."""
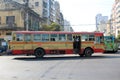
[{"left": 13, "top": 54, "right": 120, "bottom": 61}]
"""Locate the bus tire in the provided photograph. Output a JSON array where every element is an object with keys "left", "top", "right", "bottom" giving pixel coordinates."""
[
  {"left": 34, "top": 48, "right": 45, "bottom": 58},
  {"left": 84, "top": 48, "right": 93, "bottom": 57}
]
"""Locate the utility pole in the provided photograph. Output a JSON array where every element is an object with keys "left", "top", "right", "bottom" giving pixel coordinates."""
[{"left": 25, "top": 0, "right": 29, "bottom": 31}]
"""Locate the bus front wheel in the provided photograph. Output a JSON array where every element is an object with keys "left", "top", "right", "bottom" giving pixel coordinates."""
[
  {"left": 84, "top": 48, "right": 93, "bottom": 57},
  {"left": 34, "top": 48, "right": 45, "bottom": 58}
]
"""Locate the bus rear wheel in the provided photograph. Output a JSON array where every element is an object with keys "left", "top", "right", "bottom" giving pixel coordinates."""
[
  {"left": 84, "top": 48, "right": 93, "bottom": 57},
  {"left": 34, "top": 48, "right": 45, "bottom": 58}
]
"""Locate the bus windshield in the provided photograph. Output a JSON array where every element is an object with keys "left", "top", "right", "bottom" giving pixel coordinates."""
[{"left": 104, "top": 36, "right": 114, "bottom": 43}]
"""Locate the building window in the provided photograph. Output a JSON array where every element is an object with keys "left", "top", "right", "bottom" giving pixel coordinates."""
[
  {"left": 35, "top": 2, "right": 39, "bottom": 7},
  {"left": 6, "top": 32, "right": 11, "bottom": 35},
  {"left": 43, "top": 1, "right": 47, "bottom": 8},
  {"left": 23, "top": 0, "right": 26, "bottom": 2},
  {"left": 6, "top": 16, "right": 15, "bottom": 25},
  {"left": 43, "top": 9, "right": 48, "bottom": 17}
]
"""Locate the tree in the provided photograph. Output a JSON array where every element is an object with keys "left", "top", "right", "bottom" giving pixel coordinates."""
[
  {"left": 40, "top": 24, "right": 51, "bottom": 31},
  {"left": 41, "top": 22, "right": 62, "bottom": 31},
  {"left": 50, "top": 22, "right": 61, "bottom": 31}
]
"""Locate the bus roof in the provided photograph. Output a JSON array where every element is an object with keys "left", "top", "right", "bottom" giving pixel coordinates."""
[{"left": 12, "top": 31, "right": 103, "bottom": 36}]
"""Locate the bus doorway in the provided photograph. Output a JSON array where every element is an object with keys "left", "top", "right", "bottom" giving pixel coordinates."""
[{"left": 73, "top": 35, "right": 81, "bottom": 54}]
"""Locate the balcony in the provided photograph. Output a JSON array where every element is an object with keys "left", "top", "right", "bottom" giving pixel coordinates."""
[{"left": 0, "top": 23, "right": 24, "bottom": 30}]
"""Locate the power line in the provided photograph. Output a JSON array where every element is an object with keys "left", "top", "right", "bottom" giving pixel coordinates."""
[
  {"left": 63, "top": 23, "right": 113, "bottom": 26},
  {"left": 63, "top": 24, "right": 95, "bottom": 26}
]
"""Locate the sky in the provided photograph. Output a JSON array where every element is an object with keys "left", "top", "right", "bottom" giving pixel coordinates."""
[{"left": 57, "top": 0, "right": 115, "bottom": 32}]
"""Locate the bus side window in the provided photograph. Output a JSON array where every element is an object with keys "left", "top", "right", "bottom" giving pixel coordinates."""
[
  {"left": 50, "top": 34, "right": 58, "bottom": 41},
  {"left": 24, "top": 34, "right": 31, "bottom": 41},
  {"left": 42, "top": 34, "right": 49, "bottom": 41},
  {"left": 67, "top": 34, "right": 72, "bottom": 41},
  {"left": 81, "top": 34, "right": 88, "bottom": 41},
  {"left": 33, "top": 34, "right": 41, "bottom": 42},
  {"left": 16, "top": 34, "right": 23, "bottom": 41},
  {"left": 89, "top": 35, "right": 94, "bottom": 41},
  {"left": 59, "top": 34, "right": 66, "bottom": 41}
]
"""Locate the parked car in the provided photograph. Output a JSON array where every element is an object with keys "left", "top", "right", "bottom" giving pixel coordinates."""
[{"left": 0, "top": 39, "right": 8, "bottom": 53}]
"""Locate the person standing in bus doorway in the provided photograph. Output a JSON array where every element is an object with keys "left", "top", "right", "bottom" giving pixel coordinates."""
[
  {"left": 76, "top": 36, "right": 80, "bottom": 50},
  {"left": 73, "top": 36, "right": 81, "bottom": 54}
]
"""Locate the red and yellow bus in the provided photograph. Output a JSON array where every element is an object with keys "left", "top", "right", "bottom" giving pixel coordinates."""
[{"left": 8, "top": 31, "right": 105, "bottom": 57}]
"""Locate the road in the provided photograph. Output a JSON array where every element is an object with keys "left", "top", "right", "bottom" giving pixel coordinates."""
[{"left": 0, "top": 51, "right": 120, "bottom": 80}]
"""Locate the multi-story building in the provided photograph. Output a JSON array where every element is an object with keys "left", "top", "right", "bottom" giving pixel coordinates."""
[
  {"left": 54, "top": 1, "right": 60, "bottom": 25},
  {"left": 0, "top": 0, "right": 41, "bottom": 39},
  {"left": 95, "top": 14, "right": 108, "bottom": 33},
  {"left": 59, "top": 12, "right": 64, "bottom": 30},
  {"left": 13, "top": 0, "right": 46, "bottom": 17},
  {"left": 49, "top": 0, "right": 55, "bottom": 23},
  {"left": 111, "top": 2, "right": 117, "bottom": 37},
  {"left": 13, "top": 0, "right": 63, "bottom": 26},
  {"left": 111, "top": 0, "right": 120, "bottom": 38}
]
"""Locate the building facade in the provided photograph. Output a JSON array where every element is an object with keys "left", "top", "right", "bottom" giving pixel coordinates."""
[
  {"left": 59, "top": 12, "right": 64, "bottom": 30},
  {"left": 13, "top": 0, "right": 64, "bottom": 27},
  {"left": 111, "top": 0, "right": 120, "bottom": 37},
  {"left": 0, "top": 0, "right": 41, "bottom": 39},
  {"left": 54, "top": 1, "right": 60, "bottom": 25}
]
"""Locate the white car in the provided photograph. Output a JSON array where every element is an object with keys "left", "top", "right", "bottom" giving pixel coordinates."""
[{"left": 118, "top": 44, "right": 120, "bottom": 50}]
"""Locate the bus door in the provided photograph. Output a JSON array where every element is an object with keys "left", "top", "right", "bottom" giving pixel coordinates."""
[{"left": 73, "top": 35, "right": 81, "bottom": 54}]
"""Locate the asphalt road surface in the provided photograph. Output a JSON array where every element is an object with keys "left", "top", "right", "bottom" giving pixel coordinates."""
[{"left": 0, "top": 51, "right": 120, "bottom": 80}]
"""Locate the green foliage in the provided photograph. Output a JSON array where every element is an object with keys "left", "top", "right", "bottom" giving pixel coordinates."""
[
  {"left": 40, "top": 24, "right": 51, "bottom": 31},
  {"left": 41, "top": 22, "right": 62, "bottom": 31},
  {"left": 51, "top": 22, "right": 62, "bottom": 31}
]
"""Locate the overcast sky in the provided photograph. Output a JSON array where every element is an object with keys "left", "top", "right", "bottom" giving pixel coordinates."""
[{"left": 57, "top": 0, "right": 114, "bottom": 32}]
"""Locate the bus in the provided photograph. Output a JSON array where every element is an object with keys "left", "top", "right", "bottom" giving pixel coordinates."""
[
  {"left": 104, "top": 36, "right": 118, "bottom": 52},
  {"left": 8, "top": 31, "right": 105, "bottom": 58}
]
